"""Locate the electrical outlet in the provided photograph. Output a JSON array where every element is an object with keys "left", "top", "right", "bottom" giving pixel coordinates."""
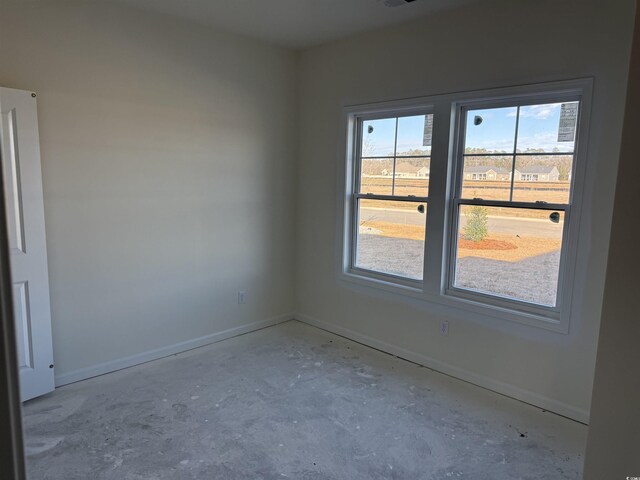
[
  {"left": 440, "top": 320, "right": 449, "bottom": 336},
  {"left": 238, "top": 291, "right": 246, "bottom": 304}
]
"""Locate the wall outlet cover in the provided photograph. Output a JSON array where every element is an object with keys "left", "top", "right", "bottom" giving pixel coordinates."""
[{"left": 440, "top": 320, "right": 449, "bottom": 336}]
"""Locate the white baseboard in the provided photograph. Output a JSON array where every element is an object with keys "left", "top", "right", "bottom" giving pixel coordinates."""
[
  {"left": 294, "top": 312, "right": 589, "bottom": 424},
  {"left": 55, "top": 313, "right": 294, "bottom": 387}
]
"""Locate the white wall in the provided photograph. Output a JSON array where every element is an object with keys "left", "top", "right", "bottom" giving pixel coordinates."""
[
  {"left": 0, "top": 1, "right": 297, "bottom": 382},
  {"left": 296, "top": 0, "right": 635, "bottom": 421},
  {"left": 0, "top": 0, "right": 633, "bottom": 425},
  {"left": 584, "top": 3, "right": 640, "bottom": 476}
]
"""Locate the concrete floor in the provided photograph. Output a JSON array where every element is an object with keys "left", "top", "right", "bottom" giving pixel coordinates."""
[{"left": 23, "top": 320, "right": 587, "bottom": 479}]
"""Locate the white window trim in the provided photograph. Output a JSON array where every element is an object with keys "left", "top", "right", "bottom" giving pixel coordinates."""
[{"left": 336, "top": 79, "right": 593, "bottom": 334}]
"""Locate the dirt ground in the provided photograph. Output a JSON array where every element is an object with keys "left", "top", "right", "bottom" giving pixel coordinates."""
[
  {"left": 354, "top": 176, "right": 564, "bottom": 306},
  {"left": 360, "top": 221, "right": 561, "bottom": 262},
  {"left": 355, "top": 233, "right": 560, "bottom": 306},
  {"left": 361, "top": 177, "right": 570, "bottom": 202},
  {"left": 359, "top": 177, "right": 570, "bottom": 219}
]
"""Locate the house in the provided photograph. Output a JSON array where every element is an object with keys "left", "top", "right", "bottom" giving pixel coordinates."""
[
  {"left": 0, "top": 1, "right": 636, "bottom": 479},
  {"left": 464, "top": 165, "right": 560, "bottom": 182},
  {"left": 394, "top": 162, "right": 419, "bottom": 177},
  {"left": 463, "top": 165, "right": 511, "bottom": 181},
  {"left": 381, "top": 162, "right": 429, "bottom": 177},
  {"left": 515, "top": 165, "right": 560, "bottom": 182},
  {"left": 417, "top": 166, "right": 430, "bottom": 178}
]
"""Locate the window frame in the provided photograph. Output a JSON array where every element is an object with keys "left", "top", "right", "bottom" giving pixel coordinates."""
[
  {"left": 446, "top": 93, "right": 582, "bottom": 319},
  {"left": 338, "top": 79, "right": 592, "bottom": 333},
  {"left": 349, "top": 108, "right": 433, "bottom": 287}
]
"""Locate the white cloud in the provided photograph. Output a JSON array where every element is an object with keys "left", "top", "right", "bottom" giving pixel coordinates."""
[
  {"left": 517, "top": 132, "right": 574, "bottom": 152},
  {"left": 471, "top": 138, "right": 514, "bottom": 152},
  {"left": 519, "top": 103, "right": 561, "bottom": 120}
]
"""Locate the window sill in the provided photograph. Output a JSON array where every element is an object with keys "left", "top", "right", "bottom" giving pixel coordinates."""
[{"left": 338, "top": 269, "right": 568, "bottom": 334}]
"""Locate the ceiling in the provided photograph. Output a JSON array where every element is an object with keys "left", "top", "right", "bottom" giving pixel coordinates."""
[{"left": 115, "top": 0, "right": 475, "bottom": 49}]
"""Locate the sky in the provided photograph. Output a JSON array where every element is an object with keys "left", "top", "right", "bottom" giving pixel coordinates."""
[
  {"left": 361, "top": 102, "right": 579, "bottom": 157},
  {"left": 362, "top": 115, "right": 431, "bottom": 157}
]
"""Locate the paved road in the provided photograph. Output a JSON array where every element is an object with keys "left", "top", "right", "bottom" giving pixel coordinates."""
[{"left": 360, "top": 207, "right": 563, "bottom": 238}]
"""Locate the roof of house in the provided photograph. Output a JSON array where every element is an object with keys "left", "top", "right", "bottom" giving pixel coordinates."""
[
  {"left": 518, "top": 165, "right": 558, "bottom": 174},
  {"left": 465, "top": 165, "right": 510, "bottom": 174}
]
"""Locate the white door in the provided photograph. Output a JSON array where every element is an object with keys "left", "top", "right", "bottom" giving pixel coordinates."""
[{"left": 0, "top": 87, "right": 54, "bottom": 401}]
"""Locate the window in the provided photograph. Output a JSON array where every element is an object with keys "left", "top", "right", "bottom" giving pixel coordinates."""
[
  {"left": 341, "top": 80, "right": 591, "bottom": 331},
  {"left": 352, "top": 112, "right": 432, "bottom": 281},
  {"left": 451, "top": 99, "right": 579, "bottom": 309}
]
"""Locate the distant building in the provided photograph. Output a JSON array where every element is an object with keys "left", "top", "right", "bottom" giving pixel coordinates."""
[
  {"left": 381, "top": 163, "right": 430, "bottom": 178},
  {"left": 417, "top": 166, "right": 430, "bottom": 178},
  {"left": 463, "top": 165, "right": 511, "bottom": 181},
  {"left": 514, "top": 165, "right": 560, "bottom": 182},
  {"left": 463, "top": 165, "right": 561, "bottom": 182}
]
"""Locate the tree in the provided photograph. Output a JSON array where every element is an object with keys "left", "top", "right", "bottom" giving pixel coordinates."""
[{"left": 463, "top": 206, "right": 488, "bottom": 242}]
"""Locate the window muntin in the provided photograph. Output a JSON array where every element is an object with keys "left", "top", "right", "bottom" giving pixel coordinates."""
[
  {"left": 450, "top": 99, "right": 579, "bottom": 309},
  {"left": 352, "top": 113, "right": 432, "bottom": 281}
]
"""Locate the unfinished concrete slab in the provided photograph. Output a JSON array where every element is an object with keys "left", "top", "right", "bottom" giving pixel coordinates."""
[{"left": 23, "top": 320, "right": 586, "bottom": 479}]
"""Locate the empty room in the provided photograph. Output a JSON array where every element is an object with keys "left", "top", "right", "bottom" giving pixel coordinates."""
[{"left": 0, "top": 0, "right": 638, "bottom": 478}]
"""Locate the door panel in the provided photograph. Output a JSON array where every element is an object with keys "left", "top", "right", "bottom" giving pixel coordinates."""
[
  {"left": 3, "top": 107, "right": 26, "bottom": 255},
  {"left": 0, "top": 87, "right": 54, "bottom": 401},
  {"left": 13, "top": 281, "right": 33, "bottom": 370}
]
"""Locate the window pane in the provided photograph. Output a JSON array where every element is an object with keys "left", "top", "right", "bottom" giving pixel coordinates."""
[
  {"left": 355, "top": 199, "right": 426, "bottom": 280},
  {"left": 512, "top": 155, "right": 573, "bottom": 204},
  {"left": 360, "top": 157, "right": 393, "bottom": 195},
  {"left": 361, "top": 117, "right": 396, "bottom": 157},
  {"left": 396, "top": 114, "right": 432, "bottom": 156},
  {"left": 453, "top": 206, "right": 564, "bottom": 307},
  {"left": 517, "top": 102, "right": 578, "bottom": 153},
  {"left": 393, "top": 157, "right": 430, "bottom": 197},
  {"left": 465, "top": 106, "right": 518, "bottom": 154},
  {"left": 461, "top": 156, "right": 512, "bottom": 201}
]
